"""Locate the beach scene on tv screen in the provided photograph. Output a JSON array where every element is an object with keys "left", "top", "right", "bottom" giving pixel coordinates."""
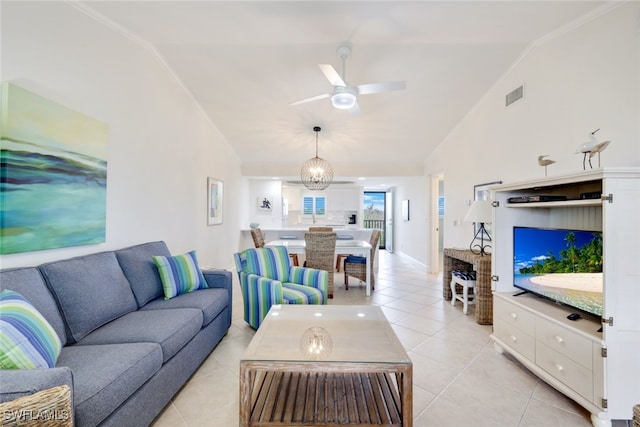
[{"left": 514, "top": 228, "right": 603, "bottom": 317}]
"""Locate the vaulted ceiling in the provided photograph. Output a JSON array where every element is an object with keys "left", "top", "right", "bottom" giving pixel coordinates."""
[{"left": 79, "top": 1, "right": 605, "bottom": 182}]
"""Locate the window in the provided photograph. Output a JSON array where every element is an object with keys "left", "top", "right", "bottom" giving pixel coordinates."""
[{"left": 303, "top": 196, "right": 326, "bottom": 216}]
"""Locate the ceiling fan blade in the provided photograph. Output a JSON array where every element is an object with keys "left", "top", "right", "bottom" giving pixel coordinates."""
[
  {"left": 290, "top": 93, "right": 330, "bottom": 106},
  {"left": 319, "top": 64, "right": 346, "bottom": 87},
  {"left": 357, "top": 81, "right": 406, "bottom": 95}
]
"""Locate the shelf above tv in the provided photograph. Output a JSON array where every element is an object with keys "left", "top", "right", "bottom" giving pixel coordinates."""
[{"left": 505, "top": 199, "right": 603, "bottom": 208}]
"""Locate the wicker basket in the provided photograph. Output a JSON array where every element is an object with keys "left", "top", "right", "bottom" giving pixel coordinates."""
[{"left": 0, "top": 385, "right": 73, "bottom": 427}]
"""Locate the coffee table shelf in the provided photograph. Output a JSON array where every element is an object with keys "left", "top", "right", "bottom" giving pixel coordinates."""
[
  {"left": 249, "top": 371, "right": 402, "bottom": 426},
  {"left": 239, "top": 305, "right": 412, "bottom": 427}
]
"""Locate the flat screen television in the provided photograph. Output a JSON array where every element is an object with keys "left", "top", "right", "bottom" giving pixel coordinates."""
[{"left": 513, "top": 226, "right": 603, "bottom": 318}]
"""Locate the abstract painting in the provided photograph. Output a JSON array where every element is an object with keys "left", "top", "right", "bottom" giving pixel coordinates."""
[{"left": 0, "top": 82, "right": 108, "bottom": 254}]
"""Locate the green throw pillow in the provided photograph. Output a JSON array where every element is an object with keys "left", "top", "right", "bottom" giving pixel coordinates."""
[
  {"left": 153, "top": 250, "right": 208, "bottom": 300},
  {"left": 0, "top": 290, "right": 62, "bottom": 369}
]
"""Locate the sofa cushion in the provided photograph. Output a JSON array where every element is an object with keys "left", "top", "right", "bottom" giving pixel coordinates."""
[
  {"left": 153, "top": 251, "right": 208, "bottom": 300},
  {"left": 115, "top": 241, "right": 171, "bottom": 307},
  {"left": 39, "top": 252, "right": 138, "bottom": 343},
  {"left": 0, "top": 267, "right": 67, "bottom": 346},
  {"left": 140, "top": 288, "right": 229, "bottom": 326},
  {"left": 76, "top": 308, "right": 202, "bottom": 363},
  {"left": 57, "top": 342, "right": 162, "bottom": 427},
  {"left": 0, "top": 290, "right": 62, "bottom": 369}
]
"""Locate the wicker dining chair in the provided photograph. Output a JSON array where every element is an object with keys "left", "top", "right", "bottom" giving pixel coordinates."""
[
  {"left": 344, "top": 229, "right": 381, "bottom": 290},
  {"left": 308, "top": 226, "right": 333, "bottom": 232},
  {"left": 251, "top": 228, "right": 298, "bottom": 265},
  {"left": 304, "top": 232, "right": 337, "bottom": 298},
  {"left": 250, "top": 228, "right": 265, "bottom": 248}
]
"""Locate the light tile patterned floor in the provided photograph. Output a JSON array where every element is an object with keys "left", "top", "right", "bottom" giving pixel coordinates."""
[{"left": 151, "top": 250, "right": 602, "bottom": 427}]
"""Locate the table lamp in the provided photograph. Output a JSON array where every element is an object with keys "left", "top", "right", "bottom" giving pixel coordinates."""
[{"left": 464, "top": 200, "right": 493, "bottom": 256}]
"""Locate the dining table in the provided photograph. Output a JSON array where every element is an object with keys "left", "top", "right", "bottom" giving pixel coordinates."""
[{"left": 265, "top": 239, "right": 374, "bottom": 296}]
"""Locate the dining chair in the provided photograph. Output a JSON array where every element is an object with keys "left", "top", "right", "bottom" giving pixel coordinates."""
[
  {"left": 251, "top": 228, "right": 298, "bottom": 265},
  {"left": 304, "top": 232, "right": 337, "bottom": 298},
  {"left": 309, "top": 226, "right": 333, "bottom": 232},
  {"left": 344, "top": 229, "right": 381, "bottom": 291}
]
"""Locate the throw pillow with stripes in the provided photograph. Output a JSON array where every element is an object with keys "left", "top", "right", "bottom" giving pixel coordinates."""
[
  {"left": 0, "top": 290, "right": 62, "bottom": 369},
  {"left": 153, "top": 250, "right": 208, "bottom": 300}
]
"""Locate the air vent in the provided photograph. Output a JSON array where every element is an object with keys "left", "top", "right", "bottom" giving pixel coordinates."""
[{"left": 506, "top": 85, "right": 524, "bottom": 107}]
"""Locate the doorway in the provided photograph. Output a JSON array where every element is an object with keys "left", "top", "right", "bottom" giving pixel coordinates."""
[
  {"left": 430, "top": 175, "right": 445, "bottom": 273},
  {"left": 363, "top": 191, "right": 387, "bottom": 249}
]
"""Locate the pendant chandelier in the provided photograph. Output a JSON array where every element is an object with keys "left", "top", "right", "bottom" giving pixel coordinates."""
[{"left": 300, "top": 126, "right": 333, "bottom": 190}]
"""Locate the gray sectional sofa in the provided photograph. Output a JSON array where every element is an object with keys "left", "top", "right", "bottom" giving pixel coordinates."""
[{"left": 0, "top": 241, "right": 232, "bottom": 426}]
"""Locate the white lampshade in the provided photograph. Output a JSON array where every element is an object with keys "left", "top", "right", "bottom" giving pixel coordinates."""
[{"left": 464, "top": 200, "right": 493, "bottom": 223}]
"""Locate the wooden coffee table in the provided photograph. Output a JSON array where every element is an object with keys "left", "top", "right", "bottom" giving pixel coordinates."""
[{"left": 239, "top": 305, "right": 413, "bottom": 426}]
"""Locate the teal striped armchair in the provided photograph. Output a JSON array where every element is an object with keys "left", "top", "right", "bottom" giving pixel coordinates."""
[{"left": 233, "top": 246, "right": 328, "bottom": 329}]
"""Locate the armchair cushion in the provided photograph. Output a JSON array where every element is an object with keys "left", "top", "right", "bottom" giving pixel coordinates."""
[
  {"left": 244, "top": 246, "right": 290, "bottom": 282},
  {"left": 282, "top": 283, "right": 324, "bottom": 304}
]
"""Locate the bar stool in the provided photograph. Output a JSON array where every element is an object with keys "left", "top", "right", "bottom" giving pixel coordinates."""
[{"left": 450, "top": 270, "right": 476, "bottom": 314}]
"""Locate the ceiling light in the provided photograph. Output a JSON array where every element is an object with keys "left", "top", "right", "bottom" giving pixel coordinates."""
[
  {"left": 301, "top": 126, "right": 333, "bottom": 191},
  {"left": 331, "top": 87, "right": 357, "bottom": 109}
]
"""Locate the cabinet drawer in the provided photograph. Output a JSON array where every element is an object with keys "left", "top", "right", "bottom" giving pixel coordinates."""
[
  {"left": 536, "top": 317, "right": 592, "bottom": 369},
  {"left": 536, "top": 343, "right": 593, "bottom": 402},
  {"left": 494, "top": 298, "right": 535, "bottom": 332},
  {"left": 494, "top": 321, "right": 535, "bottom": 360}
]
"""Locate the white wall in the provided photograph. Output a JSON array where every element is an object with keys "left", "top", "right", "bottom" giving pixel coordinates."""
[
  {"left": 425, "top": 3, "right": 640, "bottom": 262},
  {"left": 0, "top": 2, "right": 245, "bottom": 270},
  {"left": 389, "top": 177, "right": 428, "bottom": 267},
  {"left": 248, "top": 180, "right": 283, "bottom": 229}
]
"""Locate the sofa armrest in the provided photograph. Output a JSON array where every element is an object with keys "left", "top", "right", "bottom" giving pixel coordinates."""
[
  {"left": 202, "top": 269, "right": 232, "bottom": 292},
  {"left": 0, "top": 367, "right": 74, "bottom": 404}
]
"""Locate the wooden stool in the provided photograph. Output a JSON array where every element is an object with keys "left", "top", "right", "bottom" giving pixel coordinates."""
[{"left": 450, "top": 271, "right": 476, "bottom": 315}]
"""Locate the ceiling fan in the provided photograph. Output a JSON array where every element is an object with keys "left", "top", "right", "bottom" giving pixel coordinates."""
[{"left": 291, "top": 43, "right": 406, "bottom": 113}]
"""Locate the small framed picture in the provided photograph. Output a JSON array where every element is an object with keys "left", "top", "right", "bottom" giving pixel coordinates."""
[
  {"left": 207, "top": 178, "right": 223, "bottom": 225},
  {"left": 258, "top": 196, "right": 273, "bottom": 211},
  {"left": 402, "top": 200, "right": 410, "bottom": 221}
]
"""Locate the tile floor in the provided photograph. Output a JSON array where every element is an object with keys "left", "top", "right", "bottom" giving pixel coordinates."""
[{"left": 151, "top": 250, "right": 616, "bottom": 427}]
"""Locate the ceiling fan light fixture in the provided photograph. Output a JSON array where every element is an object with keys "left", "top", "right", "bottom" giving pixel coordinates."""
[{"left": 331, "top": 91, "right": 357, "bottom": 109}]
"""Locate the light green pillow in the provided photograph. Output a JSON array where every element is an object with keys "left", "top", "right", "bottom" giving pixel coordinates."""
[
  {"left": 153, "top": 250, "right": 208, "bottom": 300},
  {"left": 0, "top": 290, "right": 62, "bottom": 369}
]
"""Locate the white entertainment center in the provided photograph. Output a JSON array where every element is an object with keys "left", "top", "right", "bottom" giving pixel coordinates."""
[{"left": 490, "top": 168, "right": 640, "bottom": 427}]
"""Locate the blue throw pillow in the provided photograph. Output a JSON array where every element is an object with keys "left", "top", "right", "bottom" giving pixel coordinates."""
[
  {"left": 153, "top": 250, "right": 208, "bottom": 300},
  {"left": 0, "top": 290, "right": 62, "bottom": 369},
  {"left": 345, "top": 255, "right": 366, "bottom": 264}
]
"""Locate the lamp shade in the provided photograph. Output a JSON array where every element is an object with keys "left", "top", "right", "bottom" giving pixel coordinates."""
[{"left": 464, "top": 200, "right": 493, "bottom": 223}]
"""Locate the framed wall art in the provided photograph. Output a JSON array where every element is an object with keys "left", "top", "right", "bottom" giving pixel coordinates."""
[
  {"left": 258, "top": 196, "right": 273, "bottom": 211},
  {"left": 207, "top": 178, "right": 223, "bottom": 225},
  {"left": 0, "top": 82, "right": 108, "bottom": 254},
  {"left": 401, "top": 200, "right": 410, "bottom": 221}
]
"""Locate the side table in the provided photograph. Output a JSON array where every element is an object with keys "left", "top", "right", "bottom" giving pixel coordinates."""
[{"left": 443, "top": 248, "right": 492, "bottom": 325}]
